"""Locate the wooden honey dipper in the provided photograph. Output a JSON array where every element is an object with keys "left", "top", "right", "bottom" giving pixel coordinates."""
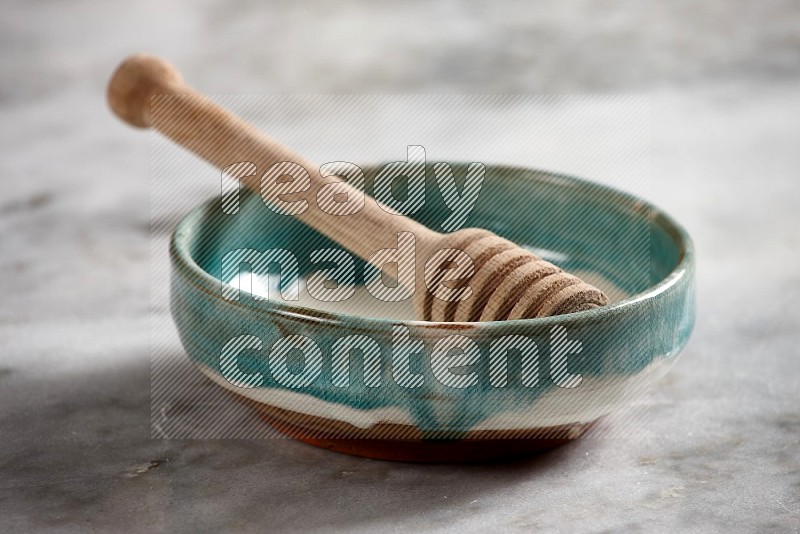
[{"left": 108, "top": 54, "right": 608, "bottom": 321}]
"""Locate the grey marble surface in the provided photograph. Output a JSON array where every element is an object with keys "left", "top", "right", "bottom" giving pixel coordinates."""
[{"left": 2, "top": 1, "right": 799, "bottom": 532}]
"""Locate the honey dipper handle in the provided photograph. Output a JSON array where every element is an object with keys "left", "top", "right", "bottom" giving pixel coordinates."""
[{"left": 107, "top": 54, "right": 439, "bottom": 260}]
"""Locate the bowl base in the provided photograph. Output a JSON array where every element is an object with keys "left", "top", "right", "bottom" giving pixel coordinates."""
[{"left": 245, "top": 397, "right": 595, "bottom": 463}]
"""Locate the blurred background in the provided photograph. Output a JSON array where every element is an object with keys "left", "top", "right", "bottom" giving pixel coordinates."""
[{"left": 1, "top": 1, "right": 799, "bottom": 532}]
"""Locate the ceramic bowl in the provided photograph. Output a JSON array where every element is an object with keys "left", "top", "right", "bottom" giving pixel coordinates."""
[{"left": 169, "top": 164, "right": 695, "bottom": 462}]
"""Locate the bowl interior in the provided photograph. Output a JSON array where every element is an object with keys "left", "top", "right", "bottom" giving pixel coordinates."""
[{"left": 184, "top": 164, "right": 683, "bottom": 319}]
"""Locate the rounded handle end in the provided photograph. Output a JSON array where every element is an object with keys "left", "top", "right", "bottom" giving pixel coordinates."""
[{"left": 107, "top": 54, "right": 184, "bottom": 128}]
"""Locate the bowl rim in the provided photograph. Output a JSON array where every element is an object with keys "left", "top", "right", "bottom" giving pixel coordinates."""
[{"left": 170, "top": 164, "right": 695, "bottom": 331}]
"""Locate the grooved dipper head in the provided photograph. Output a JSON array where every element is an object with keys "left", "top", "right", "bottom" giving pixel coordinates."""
[{"left": 419, "top": 228, "right": 609, "bottom": 322}]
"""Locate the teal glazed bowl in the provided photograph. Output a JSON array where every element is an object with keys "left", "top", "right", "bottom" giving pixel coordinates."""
[{"left": 169, "top": 165, "right": 695, "bottom": 462}]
